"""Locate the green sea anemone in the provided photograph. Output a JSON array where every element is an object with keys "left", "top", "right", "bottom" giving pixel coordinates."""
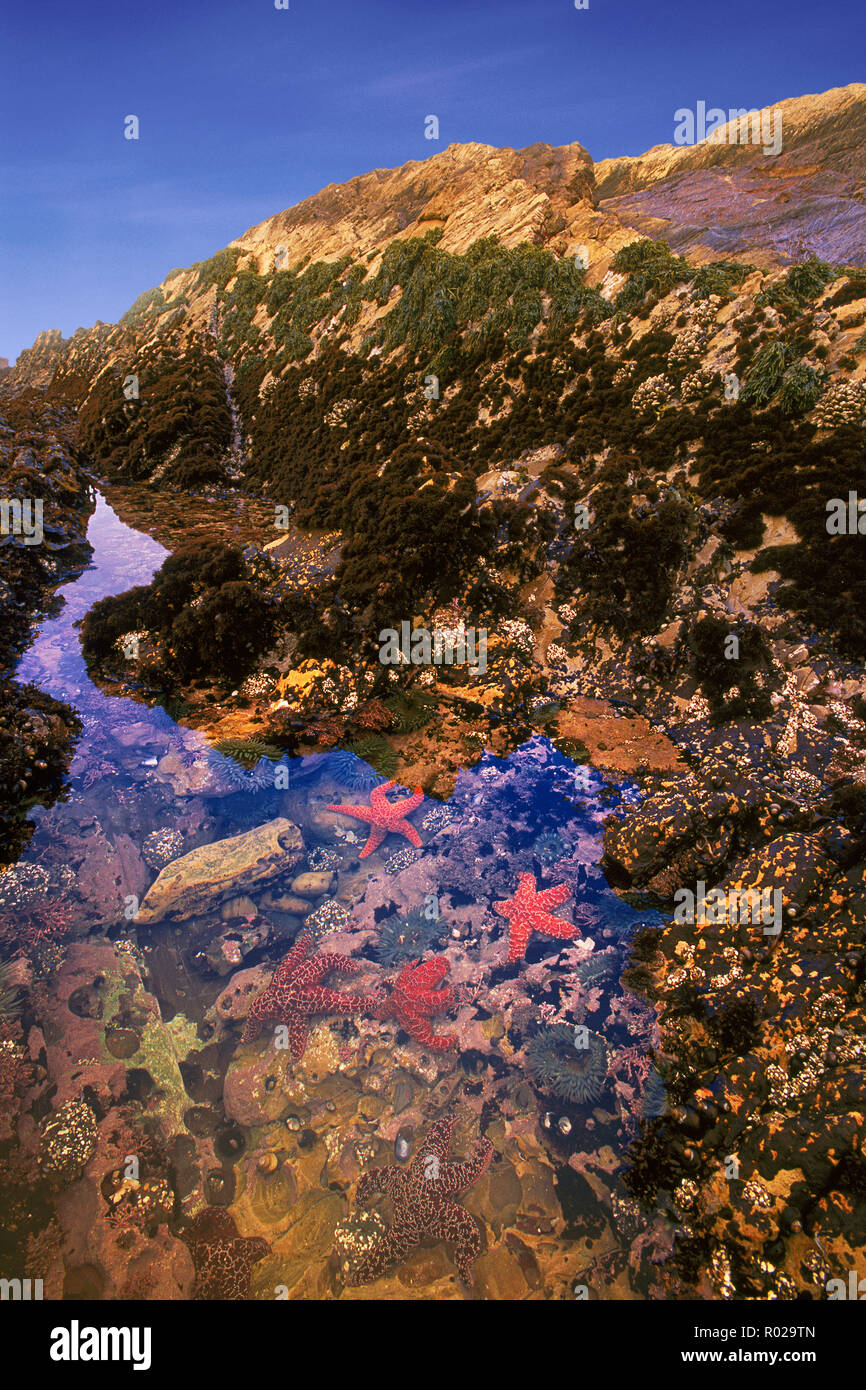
[
  {"left": 526, "top": 1023, "right": 608, "bottom": 1105},
  {"left": 345, "top": 736, "right": 398, "bottom": 780},
  {"left": 374, "top": 906, "right": 447, "bottom": 967},
  {"left": 385, "top": 691, "right": 436, "bottom": 733},
  {"left": 327, "top": 749, "right": 383, "bottom": 790},
  {"left": 213, "top": 737, "right": 284, "bottom": 765}
]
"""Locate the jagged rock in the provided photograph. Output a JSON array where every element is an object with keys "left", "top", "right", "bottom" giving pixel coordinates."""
[{"left": 136, "top": 818, "right": 303, "bottom": 923}]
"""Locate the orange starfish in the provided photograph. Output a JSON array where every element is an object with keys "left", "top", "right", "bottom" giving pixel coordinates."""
[
  {"left": 493, "top": 873, "right": 577, "bottom": 962},
  {"left": 327, "top": 780, "right": 424, "bottom": 859}
]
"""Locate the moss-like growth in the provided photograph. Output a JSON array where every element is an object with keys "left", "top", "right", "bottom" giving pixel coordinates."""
[
  {"left": 685, "top": 615, "right": 773, "bottom": 721},
  {"left": 690, "top": 260, "right": 755, "bottom": 300},
  {"left": 78, "top": 341, "right": 232, "bottom": 486},
  {"left": 81, "top": 541, "right": 277, "bottom": 687}
]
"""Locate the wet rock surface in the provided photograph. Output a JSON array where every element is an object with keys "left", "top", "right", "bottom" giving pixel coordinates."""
[{"left": 136, "top": 818, "right": 304, "bottom": 924}]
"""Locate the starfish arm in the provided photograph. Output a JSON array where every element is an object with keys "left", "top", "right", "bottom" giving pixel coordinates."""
[
  {"left": 356, "top": 1165, "right": 397, "bottom": 1203},
  {"left": 395, "top": 819, "right": 422, "bottom": 848},
  {"left": 415, "top": 1115, "right": 458, "bottom": 1167},
  {"left": 327, "top": 804, "right": 378, "bottom": 826},
  {"left": 297, "top": 954, "right": 362, "bottom": 987},
  {"left": 420, "top": 985, "right": 454, "bottom": 1012},
  {"left": 313, "top": 988, "right": 371, "bottom": 1016},
  {"left": 439, "top": 1138, "right": 494, "bottom": 1194},
  {"left": 492, "top": 900, "right": 511, "bottom": 918},
  {"left": 408, "top": 958, "right": 448, "bottom": 987},
  {"left": 241, "top": 1009, "right": 264, "bottom": 1043},
  {"left": 368, "top": 780, "right": 396, "bottom": 808},
  {"left": 359, "top": 825, "right": 387, "bottom": 858},
  {"left": 423, "top": 1201, "right": 484, "bottom": 1285},
  {"left": 399, "top": 789, "right": 425, "bottom": 815},
  {"left": 419, "top": 1023, "right": 457, "bottom": 1052},
  {"left": 538, "top": 915, "right": 577, "bottom": 941},
  {"left": 506, "top": 926, "right": 530, "bottom": 962},
  {"left": 288, "top": 1015, "right": 309, "bottom": 1062},
  {"left": 535, "top": 882, "right": 572, "bottom": 909},
  {"left": 271, "top": 931, "right": 313, "bottom": 986},
  {"left": 187, "top": 1209, "right": 239, "bottom": 1243},
  {"left": 372, "top": 993, "right": 394, "bottom": 1022}
]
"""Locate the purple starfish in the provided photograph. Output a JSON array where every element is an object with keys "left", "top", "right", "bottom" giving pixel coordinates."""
[
  {"left": 344, "top": 1113, "right": 494, "bottom": 1287},
  {"left": 241, "top": 930, "right": 374, "bottom": 1060}
]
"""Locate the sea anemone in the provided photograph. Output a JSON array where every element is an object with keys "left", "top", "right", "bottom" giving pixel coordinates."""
[
  {"left": 385, "top": 691, "right": 436, "bottom": 733},
  {"left": 575, "top": 948, "right": 619, "bottom": 989},
  {"left": 373, "top": 906, "right": 447, "bottom": 967},
  {"left": 326, "top": 749, "right": 383, "bottom": 791},
  {"left": 210, "top": 752, "right": 276, "bottom": 793},
  {"left": 0, "top": 958, "right": 23, "bottom": 1021},
  {"left": 640, "top": 1067, "right": 669, "bottom": 1119},
  {"left": 213, "top": 737, "right": 283, "bottom": 765},
  {"left": 531, "top": 830, "right": 566, "bottom": 866},
  {"left": 345, "top": 737, "right": 398, "bottom": 780},
  {"left": 526, "top": 1023, "right": 608, "bottom": 1105}
]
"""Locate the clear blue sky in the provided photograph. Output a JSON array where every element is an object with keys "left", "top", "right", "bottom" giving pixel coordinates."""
[{"left": 1, "top": 0, "right": 863, "bottom": 362}]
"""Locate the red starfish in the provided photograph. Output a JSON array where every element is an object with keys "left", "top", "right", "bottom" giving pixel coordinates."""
[
  {"left": 375, "top": 957, "right": 457, "bottom": 1052},
  {"left": 241, "top": 931, "right": 374, "bottom": 1059},
  {"left": 493, "top": 873, "right": 577, "bottom": 962},
  {"left": 327, "top": 779, "right": 424, "bottom": 859}
]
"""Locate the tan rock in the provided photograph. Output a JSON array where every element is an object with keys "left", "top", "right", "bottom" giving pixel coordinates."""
[
  {"left": 136, "top": 818, "right": 303, "bottom": 924},
  {"left": 289, "top": 871, "right": 333, "bottom": 898},
  {"left": 473, "top": 1246, "right": 530, "bottom": 1300},
  {"left": 260, "top": 891, "right": 313, "bottom": 915},
  {"left": 220, "top": 894, "right": 258, "bottom": 920}
]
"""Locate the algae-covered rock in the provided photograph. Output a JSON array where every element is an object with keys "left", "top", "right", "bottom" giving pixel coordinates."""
[
  {"left": 136, "top": 818, "right": 304, "bottom": 923},
  {"left": 224, "top": 1047, "right": 300, "bottom": 1127}
]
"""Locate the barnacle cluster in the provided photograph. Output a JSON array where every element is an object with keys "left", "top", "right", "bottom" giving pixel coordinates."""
[{"left": 39, "top": 1099, "right": 98, "bottom": 1182}]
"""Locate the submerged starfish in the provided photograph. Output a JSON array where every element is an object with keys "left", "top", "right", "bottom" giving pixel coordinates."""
[
  {"left": 375, "top": 957, "right": 457, "bottom": 1052},
  {"left": 242, "top": 930, "right": 373, "bottom": 1059},
  {"left": 183, "top": 1207, "right": 269, "bottom": 1300},
  {"left": 344, "top": 1113, "right": 493, "bottom": 1287},
  {"left": 493, "top": 873, "right": 577, "bottom": 962},
  {"left": 327, "top": 779, "right": 424, "bottom": 859}
]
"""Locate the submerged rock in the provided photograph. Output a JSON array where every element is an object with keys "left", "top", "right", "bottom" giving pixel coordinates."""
[{"left": 135, "top": 818, "right": 304, "bottom": 924}]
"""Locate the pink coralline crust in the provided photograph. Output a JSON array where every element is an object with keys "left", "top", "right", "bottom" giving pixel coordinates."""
[{"left": 327, "top": 780, "right": 424, "bottom": 859}]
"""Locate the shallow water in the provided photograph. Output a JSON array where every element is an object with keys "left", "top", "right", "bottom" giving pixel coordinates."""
[{"left": 1, "top": 491, "right": 671, "bottom": 1300}]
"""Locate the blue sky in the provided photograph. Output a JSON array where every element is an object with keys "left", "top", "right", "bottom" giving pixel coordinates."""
[{"left": 1, "top": 0, "right": 863, "bottom": 362}]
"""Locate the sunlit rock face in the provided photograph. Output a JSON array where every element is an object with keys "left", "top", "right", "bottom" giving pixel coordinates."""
[{"left": 595, "top": 83, "right": 866, "bottom": 265}]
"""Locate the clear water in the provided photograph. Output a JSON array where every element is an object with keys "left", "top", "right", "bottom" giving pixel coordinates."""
[{"left": 1, "top": 491, "right": 671, "bottom": 1300}]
